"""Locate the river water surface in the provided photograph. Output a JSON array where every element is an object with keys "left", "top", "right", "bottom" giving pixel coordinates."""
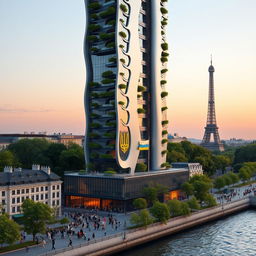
[{"left": 119, "top": 210, "right": 256, "bottom": 256}]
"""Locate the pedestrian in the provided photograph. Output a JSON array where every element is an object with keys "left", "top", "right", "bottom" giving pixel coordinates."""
[
  {"left": 68, "top": 238, "right": 73, "bottom": 247},
  {"left": 52, "top": 238, "right": 56, "bottom": 250},
  {"left": 92, "top": 233, "right": 95, "bottom": 239},
  {"left": 42, "top": 239, "right": 46, "bottom": 248}
]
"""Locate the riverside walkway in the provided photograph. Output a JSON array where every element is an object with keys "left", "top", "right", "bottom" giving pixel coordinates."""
[{"left": 1, "top": 183, "right": 256, "bottom": 256}]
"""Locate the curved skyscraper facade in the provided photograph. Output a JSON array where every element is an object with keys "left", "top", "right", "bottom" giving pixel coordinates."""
[{"left": 84, "top": 0, "right": 169, "bottom": 174}]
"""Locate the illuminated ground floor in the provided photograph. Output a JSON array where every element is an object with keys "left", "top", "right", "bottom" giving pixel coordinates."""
[{"left": 64, "top": 169, "right": 189, "bottom": 212}]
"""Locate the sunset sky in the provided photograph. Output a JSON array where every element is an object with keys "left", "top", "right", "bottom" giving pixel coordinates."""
[{"left": 0, "top": 0, "right": 255, "bottom": 140}]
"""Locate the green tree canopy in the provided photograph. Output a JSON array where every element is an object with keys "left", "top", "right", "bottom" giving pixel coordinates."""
[
  {"left": 150, "top": 201, "right": 170, "bottom": 223},
  {"left": 0, "top": 214, "right": 20, "bottom": 246},
  {"left": 0, "top": 150, "right": 18, "bottom": 172},
  {"left": 187, "top": 196, "right": 201, "bottom": 210},
  {"left": 22, "top": 199, "right": 53, "bottom": 240},
  {"left": 214, "top": 176, "right": 226, "bottom": 190},
  {"left": 130, "top": 209, "right": 153, "bottom": 227},
  {"left": 143, "top": 187, "right": 158, "bottom": 205},
  {"left": 234, "top": 144, "right": 256, "bottom": 164},
  {"left": 133, "top": 198, "right": 147, "bottom": 210}
]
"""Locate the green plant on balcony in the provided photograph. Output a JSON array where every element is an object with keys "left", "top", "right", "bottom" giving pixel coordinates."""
[
  {"left": 110, "top": 100, "right": 115, "bottom": 105},
  {"left": 119, "top": 72, "right": 124, "bottom": 76},
  {"left": 138, "top": 85, "right": 146, "bottom": 92},
  {"left": 161, "top": 57, "right": 168, "bottom": 63},
  {"left": 99, "top": 32, "right": 115, "bottom": 40},
  {"left": 119, "top": 84, "right": 126, "bottom": 89},
  {"left": 90, "top": 13, "right": 99, "bottom": 20},
  {"left": 161, "top": 43, "right": 168, "bottom": 51},
  {"left": 91, "top": 113, "right": 100, "bottom": 118},
  {"left": 161, "top": 162, "right": 171, "bottom": 168},
  {"left": 106, "top": 121, "right": 116, "bottom": 127},
  {"left": 137, "top": 94, "right": 142, "bottom": 98},
  {"left": 106, "top": 42, "right": 115, "bottom": 48},
  {"left": 92, "top": 102, "right": 100, "bottom": 108},
  {"left": 161, "top": 0, "right": 168, "bottom": 2},
  {"left": 120, "top": 3, "right": 128, "bottom": 13},
  {"left": 160, "top": 7, "right": 168, "bottom": 14},
  {"left": 119, "top": 18, "right": 124, "bottom": 23},
  {"left": 90, "top": 152, "right": 99, "bottom": 159},
  {"left": 102, "top": 78, "right": 115, "bottom": 84},
  {"left": 137, "top": 108, "right": 146, "bottom": 114},
  {"left": 120, "top": 58, "right": 125, "bottom": 64},
  {"left": 104, "top": 170, "right": 116, "bottom": 175},
  {"left": 89, "top": 81, "right": 100, "bottom": 87},
  {"left": 161, "top": 31, "right": 165, "bottom": 35},
  {"left": 89, "top": 132, "right": 100, "bottom": 139},
  {"left": 107, "top": 19, "right": 116, "bottom": 26},
  {"left": 136, "top": 163, "right": 147, "bottom": 172},
  {"left": 161, "top": 80, "right": 167, "bottom": 85},
  {"left": 90, "top": 122, "right": 101, "bottom": 128},
  {"left": 88, "top": 142, "right": 102, "bottom": 149},
  {"left": 119, "top": 44, "right": 124, "bottom": 49},
  {"left": 91, "top": 92, "right": 99, "bottom": 98},
  {"left": 99, "top": 7, "right": 116, "bottom": 18},
  {"left": 162, "top": 130, "right": 168, "bottom": 135},
  {"left": 108, "top": 111, "right": 116, "bottom": 117},
  {"left": 161, "top": 150, "right": 168, "bottom": 155},
  {"left": 108, "top": 57, "right": 117, "bottom": 63},
  {"left": 161, "top": 106, "right": 168, "bottom": 112},
  {"left": 87, "top": 35, "right": 98, "bottom": 42},
  {"left": 161, "top": 20, "right": 167, "bottom": 26},
  {"left": 99, "top": 91, "right": 115, "bottom": 97},
  {"left": 88, "top": 24, "right": 101, "bottom": 32},
  {"left": 162, "top": 52, "right": 169, "bottom": 57},
  {"left": 104, "top": 132, "right": 115, "bottom": 139},
  {"left": 100, "top": 154, "right": 114, "bottom": 159},
  {"left": 161, "top": 91, "right": 168, "bottom": 98},
  {"left": 161, "top": 69, "right": 168, "bottom": 74},
  {"left": 162, "top": 120, "right": 169, "bottom": 125},
  {"left": 161, "top": 139, "right": 168, "bottom": 144},
  {"left": 118, "top": 101, "right": 125, "bottom": 106},
  {"left": 90, "top": 47, "right": 99, "bottom": 53},
  {"left": 102, "top": 70, "right": 114, "bottom": 78},
  {"left": 119, "top": 31, "right": 127, "bottom": 38},
  {"left": 88, "top": 2, "right": 102, "bottom": 10}
]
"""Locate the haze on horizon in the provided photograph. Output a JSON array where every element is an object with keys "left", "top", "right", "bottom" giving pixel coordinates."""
[{"left": 0, "top": 0, "right": 255, "bottom": 140}]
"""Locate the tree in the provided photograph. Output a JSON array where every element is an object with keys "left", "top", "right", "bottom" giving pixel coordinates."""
[
  {"left": 133, "top": 198, "right": 147, "bottom": 210},
  {"left": 180, "top": 202, "right": 191, "bottom": 216},
  {"left": 0, "top": 150, "right": 18, "bottom": 172},
  {"left": 0, "top": 214, "right": 20, "bottom": 247},
  {"left": 59, "top": 217, "right": 70, "bottom": 225},
  {"left": 167, "top": 199, "right": 182, "bottom": 217},
  {"left": 239, "top": 166, "right": 252, "bottom": 181},
  {"left": 187, "top": 196, "right": 201, "bottom": 210},
  {"left": 59, "top": 143, "right": 85, "bottom": 173},
  {"left": 45, "top": 143, "right": 67, "bottom": 168},
  {"left": 8, "top": 139, "right": 50, "bottom": 168},
  {"left": 213, "top": 155, "right": 232, "bottom": 170},
  {"left": 181, "top": 182, "right": 194, "bottom": 197},
  {"left": 130, "top": 209, "right": 153, "bottom": 227},
  {"left": 203, "top": 194, "right": 217, "bottom": 208},
  {"left": 150, "top": 202, "right": 170, "bottom": 223},
  {"left": 143, "top": 187, "right": 158, "bottom": 205},
  {"left": 22, "top": 199, "right": 53, "bottom": 240},
  {"left": 227, "top": 171, "right": 239, "bottom": 184},
  {"left": 214, "top": 176, "right": 226, "bottom": 190},
  {"left": 234, "top": 144, "right": 256, "bottom": 164},
  {"left": 222, "top": 174, "right": 233, "bottom": 186},
  {"left": 167, "top": 151, "right": 188, "bottom": 163},
  {"left": 190, "top": 175, "right": 213, "bottom": 201}
]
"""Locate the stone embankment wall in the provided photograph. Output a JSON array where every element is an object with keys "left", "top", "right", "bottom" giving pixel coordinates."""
[{"left": 52, "top": 197, "right": 252, "bottom": 256}]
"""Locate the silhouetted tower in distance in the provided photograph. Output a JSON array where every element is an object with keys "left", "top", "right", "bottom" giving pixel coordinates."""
[{"left": 201, "top": 58, "right": 224, "bottom": 151}]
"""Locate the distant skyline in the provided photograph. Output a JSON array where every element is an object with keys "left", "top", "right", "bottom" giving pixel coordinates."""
[{"left": 0, "top": 0, "right": 256, "bottom": 139}]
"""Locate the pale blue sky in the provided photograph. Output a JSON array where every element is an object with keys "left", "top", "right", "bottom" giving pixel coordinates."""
[{"left": 0, "top": 0, "right": 255, "bottom": 139}]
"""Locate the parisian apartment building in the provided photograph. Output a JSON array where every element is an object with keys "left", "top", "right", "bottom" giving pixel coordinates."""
[{"left": 0, "top": 165, "right": 62, "bottom": 217}]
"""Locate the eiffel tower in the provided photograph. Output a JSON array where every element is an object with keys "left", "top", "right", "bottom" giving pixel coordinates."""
[{"left": 201, "top": 58, "right": 224, "bottom": 152}]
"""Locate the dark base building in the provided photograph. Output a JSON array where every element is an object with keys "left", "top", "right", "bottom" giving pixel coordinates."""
[{"left": 64, "top": 169, "right": 189, "bottom": 212}]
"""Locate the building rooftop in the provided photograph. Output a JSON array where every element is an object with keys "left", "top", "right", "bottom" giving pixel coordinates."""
[
  {"left": 65, "top": 168, "right": 189, "bottom": 180},
  {"left": 0, "top": 169, "right": 61, "bottom": 186}
]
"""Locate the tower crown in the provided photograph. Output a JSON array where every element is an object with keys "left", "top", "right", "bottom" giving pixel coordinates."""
[{"left": 208, "top": 57, "right": 215, "bottom": 72}]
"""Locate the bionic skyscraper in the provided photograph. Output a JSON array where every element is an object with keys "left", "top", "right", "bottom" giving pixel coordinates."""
[{"left": 84, "top": 0, "right": 169, "bottom": 173}]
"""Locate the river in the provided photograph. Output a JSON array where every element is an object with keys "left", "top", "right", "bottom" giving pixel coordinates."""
[{"left": 118, "top": 210, "right": 256, "bottom": 256}]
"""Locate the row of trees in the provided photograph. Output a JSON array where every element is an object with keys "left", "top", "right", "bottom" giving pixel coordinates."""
[
  {"left": 131, "top": 175, "right": 217, "bottom": 227},
  {"left": 0, "top": 139, "right": 85, "bottom": 177},
  {"left": 167, "top": 141, "right": 232, "bottom": 176},
  {"left": 0, "top": 199, "right": 69, "bottom": 247},
  {"left": 214, "top": 162, "right": 256, "bottom": 190}
]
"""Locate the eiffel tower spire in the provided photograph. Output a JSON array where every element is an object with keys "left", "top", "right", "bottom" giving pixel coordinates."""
[{"left": 201, "top": 58, "right": 224, "bottom": 151}]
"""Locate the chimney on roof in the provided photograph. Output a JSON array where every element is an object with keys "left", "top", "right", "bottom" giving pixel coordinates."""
[
  {"left": 14, "top": 167, "right": 22, "bottom": 172},
  {"left": 32, "top": 164, "right": 40, "bottom": 171},
  {"left": 41, "top": 166, "right": 51, "bottom": 175},
  {"left": 4, "top": 166, "right": 13, "bottom": 173}
]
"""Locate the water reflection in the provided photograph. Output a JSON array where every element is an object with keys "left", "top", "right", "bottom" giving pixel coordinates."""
[{"left": 119, "top": 210, "right": 256, "bottom": 256}]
